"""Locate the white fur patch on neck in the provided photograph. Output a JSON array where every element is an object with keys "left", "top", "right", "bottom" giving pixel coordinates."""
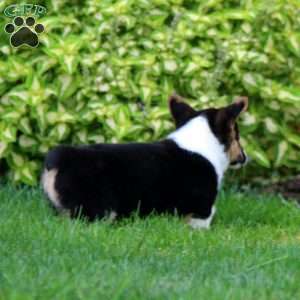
[{"left": 168, "top": 115, "right": 229, "bottom": 186}]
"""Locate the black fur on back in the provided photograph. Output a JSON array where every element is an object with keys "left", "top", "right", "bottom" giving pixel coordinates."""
[{"left": 44, "top": 140, "right": 218, "bottom": 221}]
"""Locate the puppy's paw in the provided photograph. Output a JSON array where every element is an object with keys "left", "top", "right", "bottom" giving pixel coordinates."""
[{"left": 186, "top": 206, "right": 216, "bottom": 230}]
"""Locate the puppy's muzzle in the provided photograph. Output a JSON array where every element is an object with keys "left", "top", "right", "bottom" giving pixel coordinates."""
[{"left": 230, "top": 150, "right": 248, "bottom": 169}]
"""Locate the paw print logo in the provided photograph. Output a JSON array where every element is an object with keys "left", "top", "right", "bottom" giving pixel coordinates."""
[{"left": 4, "top": 16, "right": 44, "bottom": 48}]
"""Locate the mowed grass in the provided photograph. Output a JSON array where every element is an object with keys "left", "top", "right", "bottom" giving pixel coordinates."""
[{"left": 0, "top": 185, "right": 300, "bottom": 300}]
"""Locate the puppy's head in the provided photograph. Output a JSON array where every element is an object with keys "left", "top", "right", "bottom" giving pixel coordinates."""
[{"left": 169, "top": 94, "right": 248, "bottom": 168}]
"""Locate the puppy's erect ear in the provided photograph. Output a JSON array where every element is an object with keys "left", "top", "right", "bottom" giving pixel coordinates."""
[
  {"left": 169, "top": 93, "right": 196, "bottom": 128},
  {"left": 215, "top": 96, "right": 248, "bottom": 129},
  {"left": 226, "top": 96, "right": 248, "bottom": 120}
]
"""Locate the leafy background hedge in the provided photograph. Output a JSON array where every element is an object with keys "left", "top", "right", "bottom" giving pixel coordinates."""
[{"left": 0, "top": 0, "right": 299, "bottom": 185}]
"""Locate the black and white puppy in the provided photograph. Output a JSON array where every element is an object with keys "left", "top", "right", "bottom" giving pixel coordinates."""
[{"left": 42, "top": 94, "right": 248, "bottom": 229}]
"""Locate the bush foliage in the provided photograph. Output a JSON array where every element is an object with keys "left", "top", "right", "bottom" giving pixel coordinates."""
[{"left": 0, "top": 0, "right": 299, "bottom": 185}]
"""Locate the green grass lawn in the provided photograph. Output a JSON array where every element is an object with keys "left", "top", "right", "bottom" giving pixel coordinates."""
[{"left": 0, "top": 185, "right": 300, "bottom": 300}]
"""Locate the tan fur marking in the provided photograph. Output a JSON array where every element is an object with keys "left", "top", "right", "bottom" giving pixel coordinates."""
[
  {"left": 42, "top": 169, "right": 61, "bottom": 209},
  {"left": 229, "top": 140, "right": 242, "bottom": 162},
  {"left": 228, "top": 125, "right": 243, "bottom": 163}
]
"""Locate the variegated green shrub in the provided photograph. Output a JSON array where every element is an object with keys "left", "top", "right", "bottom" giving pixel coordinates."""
[{"left": 0, "top": 0, "right": 299, "bottom": 185}]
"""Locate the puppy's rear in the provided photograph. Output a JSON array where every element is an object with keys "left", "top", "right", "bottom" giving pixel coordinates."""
[{"left": 42, "top": 147, "right": 69, "bottom": 212}]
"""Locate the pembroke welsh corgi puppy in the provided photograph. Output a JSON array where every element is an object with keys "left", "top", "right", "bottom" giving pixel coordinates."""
[{"left": 42, "top": 94, "right": 248, "bottom": 229}]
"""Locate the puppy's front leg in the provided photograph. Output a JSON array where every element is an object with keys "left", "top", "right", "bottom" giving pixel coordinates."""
[{"left": 186, "top": 206, "right": 216, "bottom": 230}]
